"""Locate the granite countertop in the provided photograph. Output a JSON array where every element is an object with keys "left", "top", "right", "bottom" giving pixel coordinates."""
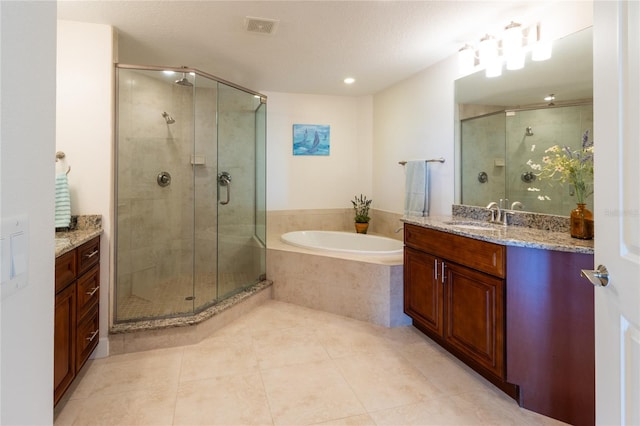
[
  {"left": 55, "top": 215, "right": 103, "bottom": 257},
  {"left": 402, "top": 215, "right": 594, "bottom": 255}
]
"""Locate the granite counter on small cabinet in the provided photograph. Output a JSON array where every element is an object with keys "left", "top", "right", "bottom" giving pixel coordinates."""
[
  {"left": 54, "top": 224, "right": 102, "bottom": 406},
  {"left": 402, "top": 217, "right": 595, "bottom": 426}
]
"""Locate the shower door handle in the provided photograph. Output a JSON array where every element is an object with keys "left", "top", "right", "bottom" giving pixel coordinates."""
[{"left": 218, "top": 172, "right": 231, "bottom": 205}]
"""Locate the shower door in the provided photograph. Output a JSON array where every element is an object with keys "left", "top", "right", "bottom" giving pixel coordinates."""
[{"left": 201, "top": 83, "right": 266, "bottom": 306}]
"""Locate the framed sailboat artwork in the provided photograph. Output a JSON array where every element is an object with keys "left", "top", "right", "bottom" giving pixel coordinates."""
[{"left": 292, "top": 124, "right": 330, "bottom": 156}]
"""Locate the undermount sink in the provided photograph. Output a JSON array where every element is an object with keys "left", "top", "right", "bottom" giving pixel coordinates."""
[{"left": 443, "top": 221, "right": 496, "bottom": 231}]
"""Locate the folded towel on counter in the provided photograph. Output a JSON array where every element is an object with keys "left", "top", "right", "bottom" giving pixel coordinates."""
[
  {"left": 404, "top": 160, "right": 429, "bottom": 217},
  {"left": 55, "top": 173, "right": 71, "bottom": 228}
]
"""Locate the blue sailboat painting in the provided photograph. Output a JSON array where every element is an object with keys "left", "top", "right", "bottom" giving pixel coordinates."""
[{"left": 293, "top": 124, "right": 330, "bottom": 156}]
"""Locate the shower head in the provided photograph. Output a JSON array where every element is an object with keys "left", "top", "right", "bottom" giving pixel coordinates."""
[
  {"left": 162, "top": 112, "right": 175, "bottom": 124},
  {"left": 525, "top": 126, "right": 534, "bottom": 136},
  {"left": 175, "top": 73, "right": 193, "bottom": 87}
]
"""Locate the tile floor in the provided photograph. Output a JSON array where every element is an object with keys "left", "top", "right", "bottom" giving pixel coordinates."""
[{"left": 54, "top": 300, "right": 566, "bottom": 426}]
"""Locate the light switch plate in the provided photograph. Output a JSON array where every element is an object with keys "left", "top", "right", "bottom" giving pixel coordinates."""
[{"left": 1, "top": 215, "right": 29, "bottom": 299}]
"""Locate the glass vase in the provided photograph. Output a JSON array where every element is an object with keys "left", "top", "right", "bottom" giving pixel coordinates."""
[{"left": 570, "top": 203, "right": 594, "bottom": 239}]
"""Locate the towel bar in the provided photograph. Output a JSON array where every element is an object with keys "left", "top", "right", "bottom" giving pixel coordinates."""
[{"left": 399, "top": 158, "right": 445, "bottom": 165}]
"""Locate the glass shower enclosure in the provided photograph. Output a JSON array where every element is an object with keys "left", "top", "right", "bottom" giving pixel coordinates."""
[{"left": 115, "top": 65, "right": 266, "bottom": 322}]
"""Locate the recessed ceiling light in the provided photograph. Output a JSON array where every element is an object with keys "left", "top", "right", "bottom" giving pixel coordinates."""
[
  {"left": 163, "top": 70, "right": 175, "bottom": 75},
  {"left": 344, "top": 77, "right": 355, "bottom": 85}
]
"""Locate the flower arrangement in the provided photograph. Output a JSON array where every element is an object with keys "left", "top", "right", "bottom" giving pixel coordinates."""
[
  {"left": 527, "top": 130, "right": 594, "bottom": 204},
  {"left": 351, "top": 194, "right": 372, "bottom": 223}
]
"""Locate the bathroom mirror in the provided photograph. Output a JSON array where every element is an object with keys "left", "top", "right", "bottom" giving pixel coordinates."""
[{"left": 455, "top": 27, "right": 593, "bottom": 216}]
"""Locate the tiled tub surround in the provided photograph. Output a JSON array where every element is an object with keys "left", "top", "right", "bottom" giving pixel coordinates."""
[
  {"left": 268, "top": 236, "right": 410, "bottom": 327},
  {"left": 267, "top": 208, "right": 405, "bottom": 239},
  {"left": 267, "top": 209, "right": 409, "bottom": 327}
]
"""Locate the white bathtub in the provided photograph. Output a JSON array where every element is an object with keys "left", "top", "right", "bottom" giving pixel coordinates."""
[{"left": 280, "top": 230, "right": 403, "bottom": 255}]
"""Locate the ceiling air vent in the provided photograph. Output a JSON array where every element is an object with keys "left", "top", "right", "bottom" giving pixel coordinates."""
[{"left": 245, "top": 17, "right": 279, "bottom": 35}]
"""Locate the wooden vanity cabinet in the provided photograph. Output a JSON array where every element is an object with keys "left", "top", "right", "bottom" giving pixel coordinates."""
[
  {"left": 54, "top": 236, "right": 100, "bottom": 406},
  {"left": 404, "top": 224, "right": 516, "bottom": 397}
]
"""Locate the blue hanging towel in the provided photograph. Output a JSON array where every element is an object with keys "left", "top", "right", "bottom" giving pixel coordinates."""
[{"left": 55, "top": 173, "right": 71, "bottom": 228}]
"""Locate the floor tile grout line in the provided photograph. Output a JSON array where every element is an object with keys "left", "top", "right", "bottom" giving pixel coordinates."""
[{"left": 171, "top": 347, "right": 186, "bottom": 426}]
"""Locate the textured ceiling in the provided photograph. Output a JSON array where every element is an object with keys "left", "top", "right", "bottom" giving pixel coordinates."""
[{"left": 58, "top": 1, "right": 570, "bottom": 96}]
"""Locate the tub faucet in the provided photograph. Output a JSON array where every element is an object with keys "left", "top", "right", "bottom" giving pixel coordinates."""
[
  {"left": 486, "top": 202, "right": 500, "bottom": 223},
  {"left": 394, "top": 226, "right": 404, "bottom": 233}
]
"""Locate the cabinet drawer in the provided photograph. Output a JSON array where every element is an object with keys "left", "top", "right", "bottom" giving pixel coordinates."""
[
  {"left": 55, "top": 250, "right": 77, "bottom": 294},
  {"left": 405, "top": 224, "right": 505, "bottom": 278},
  {"left": 76, "top": 265, "right": 99, "bottom": 321},
  {"left": 77, "top": 236, "right": 100, "bottom": 276},
  {"left": 76, "top": 304, "right": 99, "bottom": 371}
]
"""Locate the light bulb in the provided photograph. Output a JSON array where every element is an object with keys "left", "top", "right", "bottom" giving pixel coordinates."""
[
  {"left": 479, "top": 35, "right": 498, "bottom": 67},
  {"left": 485, "top": 59, "right": 503, "bottom": 78},
  {"left": 502, "top": 22, "right": 523, "bottom": 59},
  {"left": 458, "top": 45, "right": 475, "bottom": 75}
]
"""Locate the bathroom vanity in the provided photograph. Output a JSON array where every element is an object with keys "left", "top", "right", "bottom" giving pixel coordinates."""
[
  {"left": 54, "top": 218, "right": 102, "bottom": 406},
  {"left": 403, "top": 215, "right": 594, "bottom": 426}
]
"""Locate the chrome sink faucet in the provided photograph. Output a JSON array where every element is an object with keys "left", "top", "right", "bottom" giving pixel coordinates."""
[
  {"left": 486, "top": 201, "right": 501, "bottom": 223},
  {"left": 499, "top": 198, "right": 510, "bottom": 226}
]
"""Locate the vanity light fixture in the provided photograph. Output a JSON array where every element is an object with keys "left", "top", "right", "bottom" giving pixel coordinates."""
[{"left": 457, "top": 20, "right": 552, "bottom": 77}]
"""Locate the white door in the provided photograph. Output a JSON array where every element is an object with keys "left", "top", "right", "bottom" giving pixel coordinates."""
[{"left": 593, "top": 1, "right": 640, "bottom": 424}]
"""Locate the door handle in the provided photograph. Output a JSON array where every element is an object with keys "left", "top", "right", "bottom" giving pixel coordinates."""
[
  {"left": 218, "top": 172, "right": 231, "bottom": 205},
  {"left": 581, "top": 264, "right": 609, "bottom": 287}
]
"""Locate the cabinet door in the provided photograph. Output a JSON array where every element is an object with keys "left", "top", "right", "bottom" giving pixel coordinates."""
[
  {"left": 444, "top": 262, "right": 504, "bottom": 378},
  {"left": 54, "top": 282, "right": 76, "bottom": 405},
  {"left": 404, "top": 247, "right": 444, "bottom": 335}
]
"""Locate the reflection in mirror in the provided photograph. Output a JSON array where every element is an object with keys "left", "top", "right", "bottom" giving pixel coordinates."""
[{"left": 456, "top": 27, "right": 593, "bottom": 216}]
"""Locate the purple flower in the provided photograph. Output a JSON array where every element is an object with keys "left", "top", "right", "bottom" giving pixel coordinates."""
[
  {"left": 563, "top": 146, "right": 573, "bottom": 158},
  {"left": 582, "top": 130, "right": 593, "bottom": 148}
]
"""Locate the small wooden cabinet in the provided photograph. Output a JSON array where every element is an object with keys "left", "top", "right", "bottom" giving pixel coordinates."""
[
  {"left": 404, "top": 224, "right": 516, "bottom": 397},
  {"left": 54, "top": 236, "right": 100, "bottom": 406}
]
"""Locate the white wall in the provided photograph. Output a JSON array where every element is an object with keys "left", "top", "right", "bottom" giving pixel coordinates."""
[
  {"left": 373, "top": 58, "right": 457, "bottom": 216},
  {"left": 265, "top": 92, "right": 373, "bottom": 211},
  {"left": 56, "top": 20, "right": 114, "bottom": 357},
  {"left": 1, "top": 2, "right": 57, "bottom": 424}
]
